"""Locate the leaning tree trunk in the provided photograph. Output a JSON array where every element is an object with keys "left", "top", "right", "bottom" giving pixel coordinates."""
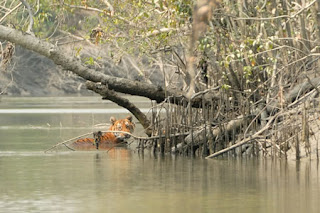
[
  {"left": 0, "top": 25, "right": 175, "bottom": 133},
  {"left": 0, "top": 25, "right": 221, "bottom": 127},
  {"left": 2, "top": 24, "right": 320, "bottom": 154}
]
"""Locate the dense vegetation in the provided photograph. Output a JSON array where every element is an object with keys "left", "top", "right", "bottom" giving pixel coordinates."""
[{"left": 1, "top": 0, "right": 320, "bottom": 159}]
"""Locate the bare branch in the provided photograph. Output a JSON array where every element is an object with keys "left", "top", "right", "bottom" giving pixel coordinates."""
[
  {"left": 86, "top": 81, "right": 152, "bottom": 135},
  {"left": 62, "top": 3, "right": 135, "bottom": 26},
  {"left": 0, "top": 5, "right": 11, "bottom": 12},
  {"left": 34, "top": 0, "right": 40, "bottom": 15},
  {"left": 19, "top": 0, "right": 34, "bottom": 34},
  {"left": 0, "top": 42, "right": 15, "bottom": 69},
  {"left": 0, "top": 2, "right": 22, "bottom": 24},
  {"left": 101, "top": 0, "right": 114, "bottom": 16},
  {"left": 0, "top": 25, "right": 183, "bottom": 103},
  {"left": 236, "top": 0, "right": 317, "bottom": 21},
  {"left": 58, "top": 29, "right": 94, "bottom": 46},
  {"left": 145, "top": 27, "right": 176, "bottom": 37},
  {"left": 206, "top": 113, "right": 278, "bottom": 159}
]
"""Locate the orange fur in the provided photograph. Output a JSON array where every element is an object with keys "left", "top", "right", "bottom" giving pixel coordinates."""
[{"left": 71, "top": 115, "right": 135, "bottom": 150}]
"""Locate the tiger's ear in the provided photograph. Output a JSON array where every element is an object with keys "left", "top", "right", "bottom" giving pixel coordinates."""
[
  {"left": 126, "top": 115, "right": 133, "bottom": 122},
  {"left": 110, "top": 116, "right": 117, "bottom": 125}
]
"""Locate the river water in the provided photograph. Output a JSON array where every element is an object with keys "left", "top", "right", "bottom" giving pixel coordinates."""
[{"left": 0, "top": 96, "right": 319, "bottom": 213}]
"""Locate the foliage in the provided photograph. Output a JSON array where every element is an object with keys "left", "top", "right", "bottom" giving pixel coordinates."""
[
  {"left": 2, "top": 0, "right": 320, "bottom": 105},
  {"left": 2, "top": 0, "right": 320, "bottom": 157}
]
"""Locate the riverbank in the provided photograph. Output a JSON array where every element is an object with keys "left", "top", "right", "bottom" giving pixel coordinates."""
[
  {"left": 0, "top": 45, "right": 164, "bottom": 96},
  {"left": 0, "top": 47, "right": 91, "bottom": 96}
]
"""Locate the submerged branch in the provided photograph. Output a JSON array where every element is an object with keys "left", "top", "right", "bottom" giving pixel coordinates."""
[
  {"left": 44, "top": 130, "right": 152, "bottom": 153},
  {"left": 44, "top": 132, "right": 93, "bottom": 153}
]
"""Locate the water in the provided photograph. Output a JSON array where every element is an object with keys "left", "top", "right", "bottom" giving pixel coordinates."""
[{"left": 0, "top": 97, "right": 319, "bottom": 213}]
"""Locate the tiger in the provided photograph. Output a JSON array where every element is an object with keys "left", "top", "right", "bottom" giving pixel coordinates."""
[{"left": 71, "top": 115, "right": 135, "bottom": 150}]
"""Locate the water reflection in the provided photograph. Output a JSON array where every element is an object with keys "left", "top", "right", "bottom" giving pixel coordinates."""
[
  {"left": 0, "top": 149, "right": 319, "bottom": 212},
  {"left": 0, "top": 97, "right": 319, "bottom": 213}
]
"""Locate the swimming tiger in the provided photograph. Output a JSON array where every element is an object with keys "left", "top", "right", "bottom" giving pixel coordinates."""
[{"left": 71, "top": 115, "right": 135, "bottom": 150}]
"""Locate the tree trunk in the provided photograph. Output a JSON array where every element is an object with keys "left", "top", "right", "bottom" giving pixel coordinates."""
[
  {"left": 172, "top": 115, "right": 252, "bottom": 154},
  {"left": 86, "top": 81, "right": 152, "bottom": 135},
  {"left": 0, "top": 25, "right": 177, "bottom": 102}
]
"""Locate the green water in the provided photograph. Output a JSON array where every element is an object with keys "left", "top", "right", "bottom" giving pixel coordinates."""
[{"left": 0, "top": 97, "right": 319, "bottom": 213}]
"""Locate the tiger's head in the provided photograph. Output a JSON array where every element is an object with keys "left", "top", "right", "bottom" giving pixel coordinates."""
[{"left": 109, "top": 115, "right": 135, "bottom": 142}]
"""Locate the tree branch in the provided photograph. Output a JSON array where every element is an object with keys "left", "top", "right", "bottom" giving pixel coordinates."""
[
  {"left": 101, "top": 0, "right": 114, "bottom": 16},
  {"left": 0, "top": 2, "right": 22, "bottom": 23},
  {"left": 0, "top": 26, "right": 221, "bottom": 113},
  {"left": 0, "top": 25, "right": 175, "bottom": 100},
  {"left": 62, "top": 3, "right": 135, "bottom": 26},
  {"left": 235, "top": 0, "right": 317, "bottom": 21},
  {"left": 205, "top": 113, "right": 278, "bottom": 159},
  {"left": 86, "top": 81, "right": 152, "bottom": 135},
  {"left": 19, "top": 0, "right": 34, "bottom": 34}
]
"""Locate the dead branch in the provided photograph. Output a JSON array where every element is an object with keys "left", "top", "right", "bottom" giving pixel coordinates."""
[
  {"left": 19, "top": 0, "right": 34, "bottom": 34},
  {"left": 44, "top": 130, "right": 150, "bottom": 153},
  {"left": 44, "top": 132, "right": 93, "bottom": 153},
  {"left": 235, "top": 0, "right": 316, "bottom": 21},
  {"left": 101, "top": 0, "right": 114, "bottom": 16},
  {"left": 0, "top": 2, "right": 22, "bottom": 23},
  {"left": 0, "top": 42, "right": 15, "bottom": 69},
  {"left": 63, "top": 143, "right": 75, "bottom": 151},
  {"left": 85, "top": 81, "right": 152, "bottom": 135},
  {"left": 206, "top": 112, "right": 279, "bottom": 159},
  {"left": 186, "top": 115, "right": 251, "bottom": 145},
  {"left": 0, "top": 25, "right": 181, "bottom": 102},
  {"left": 266, "top": 76, "right": 320, "bottom": 112},
  {"left": 62, "top": 3, "right": 135, "bottom": 26}
]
